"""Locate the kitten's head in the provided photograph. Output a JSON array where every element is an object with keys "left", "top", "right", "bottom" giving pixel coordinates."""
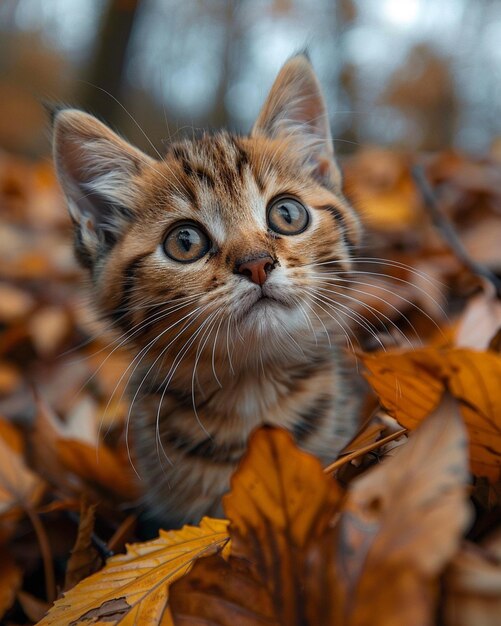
[{"left": 53, "top": 55, "right": 361, "bottom": 370}]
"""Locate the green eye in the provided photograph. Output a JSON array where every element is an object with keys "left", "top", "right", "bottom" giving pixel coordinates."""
[
  {"left": 163, "top": 223, "right": 211, "bottom": 263},
  {"left": 267, "top": 197, "right": 310, "bottom": 236}
]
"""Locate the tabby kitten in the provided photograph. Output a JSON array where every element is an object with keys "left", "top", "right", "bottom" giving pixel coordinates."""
[{"left": 53, "top": 55, "right": 363, "bottom": 526}]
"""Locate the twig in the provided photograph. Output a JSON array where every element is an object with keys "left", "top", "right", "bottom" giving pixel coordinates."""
[
  {"left": 25, "top": 506, "right": 56, "bottom": 604},
  {"left": 412, "top": 165, "right": 501, "bottom": 297},
  {"left": 66, "top": 510, "right": 114, "bottom": 560},
  {"left": 323, "top": 429, "right": 407, "bottom": 475}
]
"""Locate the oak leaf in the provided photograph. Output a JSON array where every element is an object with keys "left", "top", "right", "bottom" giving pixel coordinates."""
[
  {"left": 337, "top": 396, "right": 472, "bottom": 625},
  {"left": 362, "top": 347, "right": 501, "bottom": 481},
  {"left": 170, "top": 427, "right": 344, "bottom": 625},
  {"left": 36, "top": 517, "right": 229, "bottom": 626}
]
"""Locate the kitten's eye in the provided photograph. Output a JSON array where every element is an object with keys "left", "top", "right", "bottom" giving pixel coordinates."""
[
  {"left": 267, "top": 197, "right": 309, "bottom": 235},
  {"left": 163, "top": 223, "right": 211, "bottom": 263}
]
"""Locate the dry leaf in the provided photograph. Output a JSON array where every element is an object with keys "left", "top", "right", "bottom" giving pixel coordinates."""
[
  {"left": 444, "top": 533, "right": 501, "bottom": 626},
  {"left": 0, "top": 551, "right": 22, "bottom": 620},
  {"left": 0, "top": 362, "right": 21, "bottom": 396},
  {"left": 64, "top": 500, "right": 100, "bottom": 591},
  {"left": 0, "top": 416, "right": 24, "bottom": 454},
  {"left": 170, "top": 427, "right": 344, "bottom": 625},
  {"left": 56, "top": 439, "right": 139, "bottom": 502},
  {"left": 17, "top": 591, "right": 50, "bottom": 623},
  {"left": 337, "top": 396, "right": 472, "bottom": 626},
  {"left": 456, "top": 286, "right": 501, "bottom": 350},
  {"left": 37, "top": 517, "right": 229, "bottom": 626},
  {"left": 0, "top": 427, "right": 45, "bottom": 518},
  {"left": 362, "top": 347, "right": 501, "bottom": 481},
  {"left": 28, "top": 306, "right": 70, "bottom": 356},
  {"left": 32, "top": 393, "right": 136, "bottom": 500},
  {"left": 0, "top": 283, "right": 34, "bottom": 321}
]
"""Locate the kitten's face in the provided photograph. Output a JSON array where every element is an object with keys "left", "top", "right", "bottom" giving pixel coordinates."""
[{"left": 53, "top": 56, "right": 361, "bottom": 369}]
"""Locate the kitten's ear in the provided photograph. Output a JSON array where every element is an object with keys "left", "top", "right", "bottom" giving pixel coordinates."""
[
  {"left": 53, "top": 109, "right": 155, "bottom": 268},
  {"left": 252, "top": 54, "right": 341, "bottom": 189}
]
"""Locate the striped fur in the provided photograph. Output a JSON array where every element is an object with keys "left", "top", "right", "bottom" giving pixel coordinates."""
[{"left": 53, "top": 55, "right": 364, "bottom": 526}]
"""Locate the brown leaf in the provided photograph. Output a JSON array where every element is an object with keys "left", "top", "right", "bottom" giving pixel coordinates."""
[
  {"left": 64, "top": 500, "right": 100, "bottom": 591},
  {"left": 337, "top": 396, "right": 472, "bottom": 626},
  {"left": 170, "top": 427, "right": 344, "bottom": 625},
  {"left": 0, "top": 551, "right": 22, "bottom": 620},
  {"left": 444, "top": 533, "right": 501, "bottom": 626},
  {"left": 0, "top": 425, "right": 45, "bottom": 518},
  {"left": 362, "top": 347, "right": 501, "bottom": 481}
]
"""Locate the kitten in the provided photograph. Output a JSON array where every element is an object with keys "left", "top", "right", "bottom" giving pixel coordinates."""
[{"left": 53, "top": 54, "right": 363, "bottom": 527}]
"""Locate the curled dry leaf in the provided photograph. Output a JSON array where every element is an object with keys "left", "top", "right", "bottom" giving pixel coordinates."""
[
  {"left": 36, "top": 517, "right": 229, "bottom": 626},
  {"left": 444, "top": 532, "right": 501, "bottom": 626},
  {"left": 170, "top": 427, "right": 344, "bottom": 625},
  {"left": 362, "top": 347, "right": 501, "bottom": 481},
  {"left": 336, "top": 396, "right": 472, "bottom": 626},
  {"left": 0, "top": 551, "right": 22, "bottom": 620},
  {"left": 64, "top": 500, "right": 100, "bottom": 591}
]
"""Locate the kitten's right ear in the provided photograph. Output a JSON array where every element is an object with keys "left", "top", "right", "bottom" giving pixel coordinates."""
[{"left": 53, "top": 109, "right": 155, "bottom": 269}]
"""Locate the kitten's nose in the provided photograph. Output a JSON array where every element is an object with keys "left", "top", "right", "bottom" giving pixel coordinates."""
[{"left": 236, "top": 255, "right": 275, "bottom": 286}]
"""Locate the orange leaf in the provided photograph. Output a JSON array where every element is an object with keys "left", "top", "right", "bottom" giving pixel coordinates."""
[
  {"left": 362, "top": 347, "right": 501, "bottom": 481},
  {"left": 170, "top": 427, "right": 344, "bottom": 625},
  {"left": 56, "top": 439, "right": 139, "bottom": 502},
  {"left": 0, "top": 416, "right": 24, "bottom": 454}
]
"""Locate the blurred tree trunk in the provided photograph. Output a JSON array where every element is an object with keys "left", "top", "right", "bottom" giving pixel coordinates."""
[
  {"left": 206, "top": 1, "right": 243, "bottom": 130},
  {"left": 80, "top": 0, "right": 142, "bottom": 125},
  {"left": 335, "top": 0, "right": 359, "bottom": 153}
]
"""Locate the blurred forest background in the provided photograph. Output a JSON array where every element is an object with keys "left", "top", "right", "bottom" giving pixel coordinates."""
[{"left": 1, "top": 0, "right": 501, "bottom": 159}]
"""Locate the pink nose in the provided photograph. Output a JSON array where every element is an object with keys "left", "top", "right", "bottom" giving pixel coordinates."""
[{"left": 237, "top": 256, "right": 275, "bottom": 286}]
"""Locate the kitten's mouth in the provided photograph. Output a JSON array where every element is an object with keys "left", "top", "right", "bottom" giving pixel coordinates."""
[{"left": 250, "top": 291, "right": 289, "bottom": 311}]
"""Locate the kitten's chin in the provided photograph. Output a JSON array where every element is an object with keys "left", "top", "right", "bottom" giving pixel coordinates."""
[{"left": 238, "top": 294, "right": 307, "bottom": 335}]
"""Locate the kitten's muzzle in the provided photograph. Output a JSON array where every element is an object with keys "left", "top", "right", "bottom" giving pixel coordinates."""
[{"left": 236, "top": 254, "right": 276, "bottom": 286}]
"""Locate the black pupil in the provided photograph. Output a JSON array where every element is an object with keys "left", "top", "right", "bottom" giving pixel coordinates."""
[{"left": 178, "top": 229, "right": 196, "bottom": 252}]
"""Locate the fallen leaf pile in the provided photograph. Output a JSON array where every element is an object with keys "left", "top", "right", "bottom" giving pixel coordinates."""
[{"left": 0, "top": 145, "right": 500, "bottom": 624}]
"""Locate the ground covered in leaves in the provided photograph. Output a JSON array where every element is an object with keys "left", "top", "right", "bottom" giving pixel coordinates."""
[{"left": 0, "top": 146, "right": 500, "bottom": 625}]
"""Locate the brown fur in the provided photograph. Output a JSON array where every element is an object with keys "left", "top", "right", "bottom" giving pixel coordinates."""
[{"left": 53, "top": 55, "right": 364, "bottom": 526}]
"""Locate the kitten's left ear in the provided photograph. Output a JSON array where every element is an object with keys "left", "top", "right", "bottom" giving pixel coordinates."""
[{"left": 252, "top": 54, "right": 341, "bottom": 190}]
